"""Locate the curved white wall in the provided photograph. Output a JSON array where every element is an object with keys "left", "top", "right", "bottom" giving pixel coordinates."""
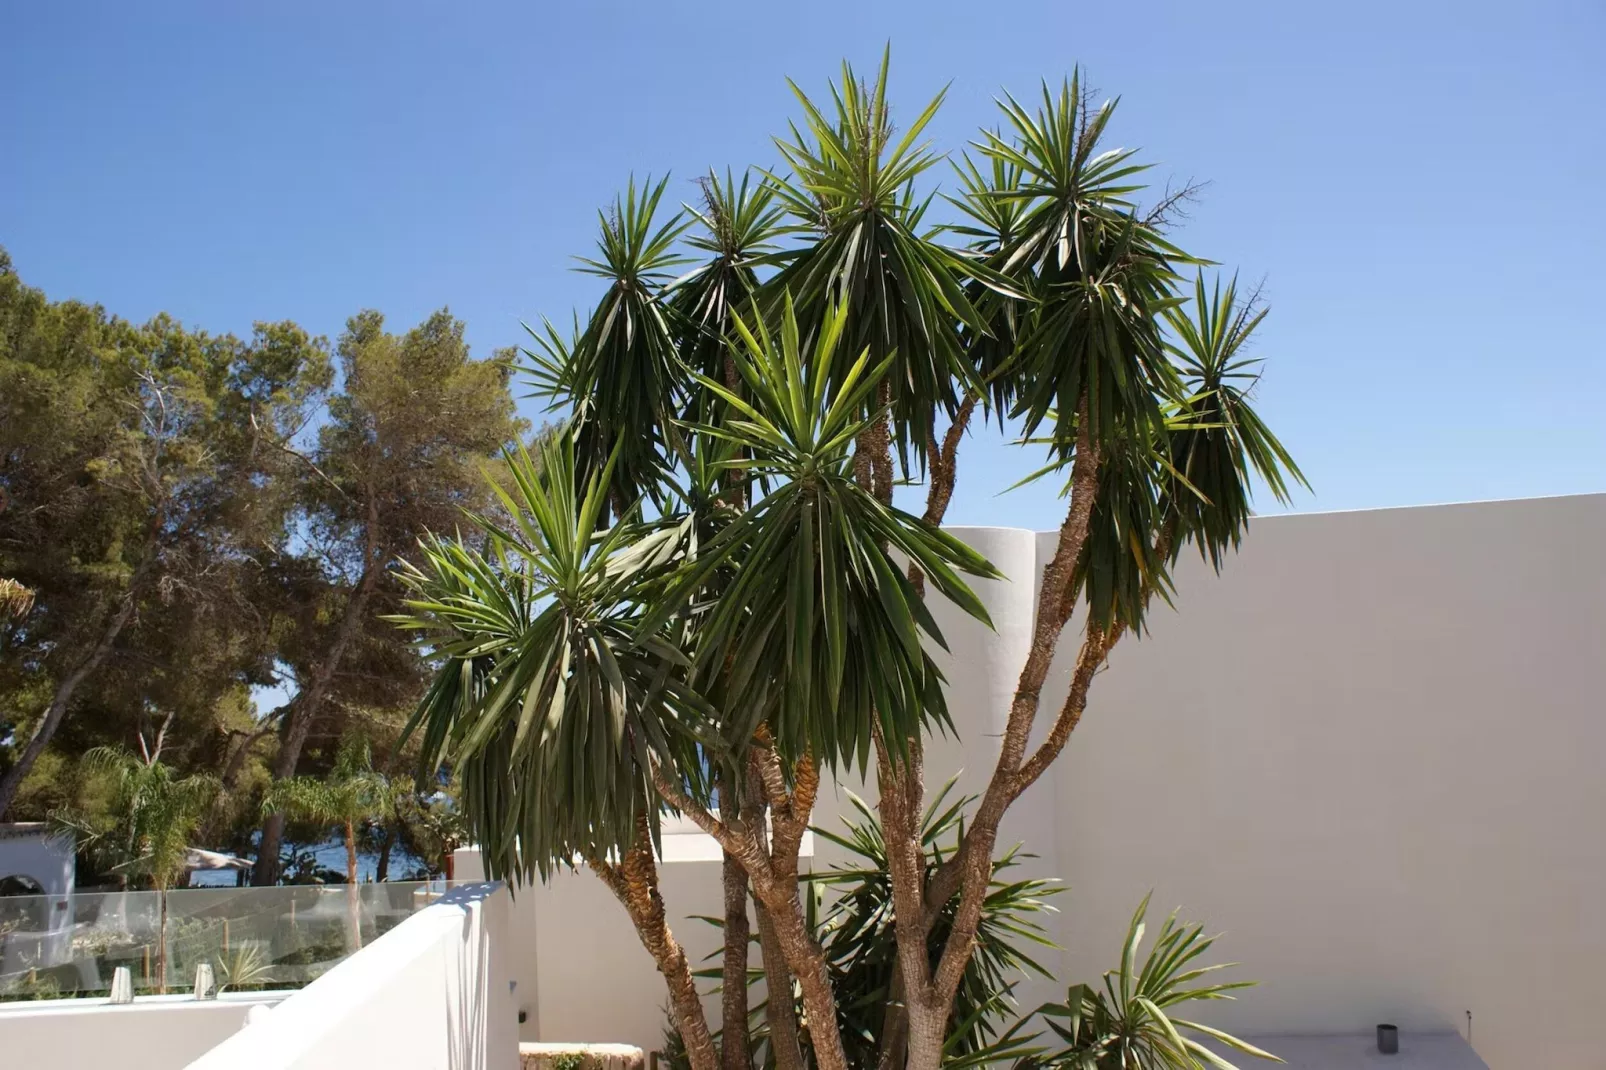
[
  {"left": 187, "top": 882, "right": 517, "bottom": 1070},
  {"left": 474, "top": 494, "right": 1606, "bottom": 1070}
]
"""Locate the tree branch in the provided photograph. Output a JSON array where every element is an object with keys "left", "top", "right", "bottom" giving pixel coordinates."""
[
  {"left": 250, "top": 408, "right": 350, "bottom": 501},
  {"left": 651, "top": 763, "right": 771, "bottom": 883},
  {"left": 927, "top": 397, "right": 1103, "bottom": 1003}
]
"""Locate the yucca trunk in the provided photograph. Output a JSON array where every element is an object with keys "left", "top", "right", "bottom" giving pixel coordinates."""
[
  {"left": 746, "top": 776, "right": 804, "bottom": 1070},
  {"left": 719, "top": 849, "right": 753, "bottom": 1070},
  {"left": 588, "top": 818, "right": 720, "bottom": 1070},
  {"left": 752, "top": 900, "right": 804, "bottom": 1070}
]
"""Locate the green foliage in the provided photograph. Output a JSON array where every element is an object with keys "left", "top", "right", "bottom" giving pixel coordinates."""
[
  {"left": 1161, "top": 274, "right": 1308, "bottom": 570},
  {"left": 767, "top": 49, "right": 1007, "bottom": 472},
  {"left": 974, "top": 71, "right": 1183, "bottom": 455},
  {"left": 0, "top": 249, "right": 331, "bottom": 815},
  {"left": 545, "top": 175, "right": 692, "bottom": 507},
  {"left": 214, "top": 943, "right": 276, "bottom": 993},
  {"left": 59, "top": 746, "right": 217, "bottom": 891},
  {"left": 656, "top": 299, "right": 1001, "bottom": 772},
  {"left": 392, "top": 435, "right": 715, "bottom": 881},
  {"left": 810, "top": 785, "right": 1060, "bottom": 1067},
  {"left": 263, "top": 735, "right": 398, "bottom": 841},
  {"left": 1003, "top": 897, "right": 1279, "bottom": 1070},
  {"left": 0, "top": 248, "right": 526, "bottom": 884},
  {"left": 0, "top": 969, "right": 65, "bottom": 1002}
]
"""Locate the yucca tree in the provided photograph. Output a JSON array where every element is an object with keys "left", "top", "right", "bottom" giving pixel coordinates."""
[
  {"left": 262, "top": 733, "right": 401, "bottom": 949},
  {"left": 767, "top": 49, "right": 1014, "bottom": 486},
  {"left": 396, "top": 53, "right": 1302, "bottom": 1070}
]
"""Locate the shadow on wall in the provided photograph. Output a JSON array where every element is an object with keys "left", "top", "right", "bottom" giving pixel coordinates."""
[{"left": 448, "top": 884, "right": 495, "bottom": 1070}]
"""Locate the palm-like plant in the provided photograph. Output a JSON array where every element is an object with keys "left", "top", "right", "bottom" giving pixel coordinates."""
[
  {"left": 262, "top": 733, "right": 399, "bottom": 949},
  {"left": 263, "top": 734, "right": 396, "bottom": 887},
  {"left": 767, "top": 49, "right": 1010, "bottom": 476},
  {"left": 1161, "top": 273, "right": 1307, "bottom": 569},
  {"left": 392, "top": 434, "right": 716, "bottom": 882},
  {"left": 669, "top": 168, "right": 789, "bottom": 392},
  {"left": 72, "top": 746, "right": 217, "bottom": 992},
  {"left": 808, "top": 784, "right": 1060, "bottom": 1069},
  {"left": 653, "top": 297, "right": 1000, "bottom": 772},
  {"left": 672, "top": 785, "right": 1060, "bottom": 1070},
  {"left": 397, "top": 56, "right": 1303, "bottom": 1070},
  {"left": 532, "top": 176, "right": 692, "bottom": 509},
  {"left": 1064, "top": 272, "right": 1308, "bottom": 637},
  {"left": 975, "top": 72, "right": 1186, "bottom": 458},
  {"left": 1016, "top": 896, "right": 1280, "bottom": 1070},
  {"left": 214, "top": 943, "right": 275, "bottom": 993}
]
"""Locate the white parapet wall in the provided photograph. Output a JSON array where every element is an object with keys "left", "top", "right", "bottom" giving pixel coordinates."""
[
  {"left": 461, "top": 494, "right": 1605, "bottom": 1070},
  {"left": 187, "top": 882, "right": 518, "bottom": 1070},
  {"left": 0, "top": 993, "right": 283, "bottom": 1070}
]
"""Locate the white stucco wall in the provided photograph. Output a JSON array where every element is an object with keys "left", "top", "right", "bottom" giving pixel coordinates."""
[
  {"left": 453, "top": 818, "right": 805, "bottom": 1051},
  {"left": 1033, "top": 493, "right": 1606, "bottom": 1070},
  {"left": 0, "top": 993, "right": 282, "bottom": 1070},
  {"left": 0, "top": 824, "right": 75, "bottom": 897},
  {"left": 187, "top": 882, "right": 518, "bottom": 1070},
  {"left": 469, "top": 494, "right": 1606, "bottom": 1070}
]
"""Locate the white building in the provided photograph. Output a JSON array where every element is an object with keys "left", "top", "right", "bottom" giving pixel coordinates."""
[{"left": 2, "top": 493, "right": 1601, "bottom": 1069}]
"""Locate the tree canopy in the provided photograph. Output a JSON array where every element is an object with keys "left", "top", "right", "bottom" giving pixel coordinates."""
[{"left": 0, "top": 248, "right": 525, "bottom": 888}]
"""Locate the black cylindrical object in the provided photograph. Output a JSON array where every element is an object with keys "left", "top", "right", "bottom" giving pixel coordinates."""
[{"left": 1377, "top": 1024, "right": 1399, "bottom": 1054}]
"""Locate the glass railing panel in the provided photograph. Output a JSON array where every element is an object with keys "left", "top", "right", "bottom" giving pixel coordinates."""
[{"left": 0, "top": 879, "right": 451, "bottom": 1001}]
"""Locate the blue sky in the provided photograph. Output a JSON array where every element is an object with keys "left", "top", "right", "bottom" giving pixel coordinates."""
[{"left": 4, "top": 1, "right": 1602, "bottom": 531}]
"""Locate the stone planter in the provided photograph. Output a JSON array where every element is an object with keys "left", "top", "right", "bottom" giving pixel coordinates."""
[{"left": 519, "top": 1042, "right": 646, "bottom": 1070}]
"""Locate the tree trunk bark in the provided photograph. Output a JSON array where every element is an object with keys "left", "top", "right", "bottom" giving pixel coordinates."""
[
  {"left": 753, "top": 900, "right": 804, "bottom": 1070},
  {"left": 344, "top": 819, "right": 363, "bottom": 952},
  {"left": 204, "top": 718, "right": 282, "bottom": 840},
  {"left": 0, "top": 555, "right": 153, "bottom": 819},
  {"left": 757, "top": 888, "right": 847, "bottom": 1070},
  {"left": 874, "top": 962, "right": 910, "bottom": 1070},
  {"left": 252, "top": 556, "right": 384, "bottom": 886},
  {"left": 743, "top": 776, "right": 804, "bottom": 1070},
  {"left": 157, "top": 885, "right": 169, "bottom": 995},
  {"left": 902, "top": 998, "right": 948, "bottom": 1070},
  {"left": 874, "top": 733, "right": 931, "bottom": 1070},
  {"left": 375, "top": 820, "right": 396, "bottom": 883},
  {"left": 720, "top": 848, "right": 753, "bottom": 1070},
  {"left": 587, "top": 832, "right": 721, "bottom": 1070},
  {"left": 910, "top": 400, "right": 1105, "bottom": 1049},
  {"left": 743, "top": 752, "right": 849, "bottom": 1070},
  {"left": 649, "top": 752, "right": 842, "bottom": 1070}
]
